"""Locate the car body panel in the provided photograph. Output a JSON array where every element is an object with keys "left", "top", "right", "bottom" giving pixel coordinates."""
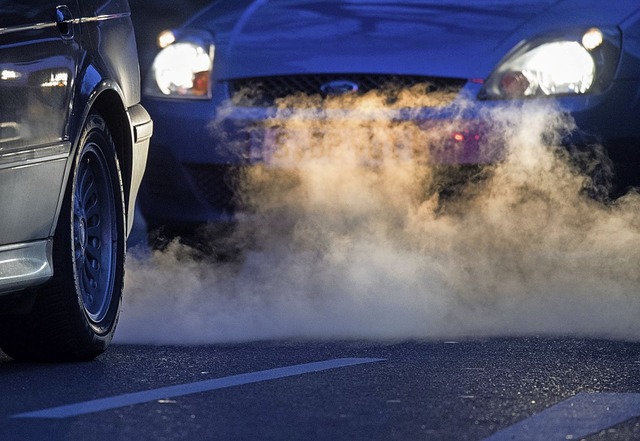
[
  {"left": 188, "top": 0, "right": 639, "bottom": 80},
  {"left": 618, "top": 10, "right": 640, "bottom": 80},
  {"left": 0, "top": 1, "right": 80, "bottom": 244},
  {"left": 0, "top": 0, "right": 151, "bottom": 295},
  {"left": 76, "top": 0, "right": 141, "bottom": 108}
]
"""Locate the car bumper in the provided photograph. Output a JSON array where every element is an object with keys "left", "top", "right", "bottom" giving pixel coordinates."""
[
  {"left": 139, "top": 78, "right": 640, "bottom": 228},
  {"left": 127, "top": 104, "right": 153, "bottom": 236}
]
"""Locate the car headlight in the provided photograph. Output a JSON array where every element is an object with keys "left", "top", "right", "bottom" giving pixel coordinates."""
[
  {"left": 144, "top": 30, "right": 215, "bottom": 99},
  {"left": 480, "top": 27, "right": 621, "bottom": 99}
]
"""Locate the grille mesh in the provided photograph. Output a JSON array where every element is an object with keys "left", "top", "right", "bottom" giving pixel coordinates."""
[
  {"left": 185, "top": 164, "right": 242, "bottom": 211},
  {"left": 229, "top": 74, "right": 466, "bottom": 107}
]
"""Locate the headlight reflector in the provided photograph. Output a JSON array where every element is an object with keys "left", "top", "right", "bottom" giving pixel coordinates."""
[
  {"left": 144, "top": 36, "right": 214, "bottom": 99},
  {"left": 481, "top": 27, "right": 620, "bottom": 100}
]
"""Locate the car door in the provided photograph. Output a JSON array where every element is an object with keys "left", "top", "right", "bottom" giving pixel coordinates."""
[{"left": 0, "top": 1, "right": 80, "bottom": 244}]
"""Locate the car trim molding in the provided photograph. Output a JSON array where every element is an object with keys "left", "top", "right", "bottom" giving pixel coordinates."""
[
  {"left": 0, "top": 13, "right": 131, "bottom": 36},
  {"left": 0, "top": 22, "right": 57, "bottom": 36},
  {"left": 77, "top": 13, "right": 131, "bottom": 25},
  {"left": 0, "top": 142, "right": 69, "bottom": 171}
]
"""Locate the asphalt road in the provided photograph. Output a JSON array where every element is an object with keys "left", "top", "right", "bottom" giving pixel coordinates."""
[{"left": 2, "top": 338, "right": 640, "bottom": 441}]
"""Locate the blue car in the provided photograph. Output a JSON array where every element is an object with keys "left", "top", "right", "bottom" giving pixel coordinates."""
[{"left": 138, "top": 0, "right": 640, "bottom": 240}]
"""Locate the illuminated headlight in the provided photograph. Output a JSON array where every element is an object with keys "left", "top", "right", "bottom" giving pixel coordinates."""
[
  {"left": 144, "top": 34, "right": 214, "bottom": 99},
  {"left": 481, "top": 27, "right": 621, "bottom": 99}
]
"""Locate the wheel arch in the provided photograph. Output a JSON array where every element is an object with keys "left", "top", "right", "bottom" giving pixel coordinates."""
[{"left": 90, "top": 88, "right": 134, "bottom": 215}]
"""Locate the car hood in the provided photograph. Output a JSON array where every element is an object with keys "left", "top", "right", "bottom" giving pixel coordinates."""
[{"left": 188, "top": 0, "right": 639, "bottom": 80}]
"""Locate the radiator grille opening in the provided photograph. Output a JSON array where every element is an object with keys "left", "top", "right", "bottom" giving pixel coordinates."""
[{"left": 229, "top": 74, "right": 467, "bottom": 107}]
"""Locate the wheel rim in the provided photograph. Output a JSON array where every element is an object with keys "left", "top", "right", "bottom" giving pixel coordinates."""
[{"left": 73, "top": 142, "right": 117, "bottom": 324}]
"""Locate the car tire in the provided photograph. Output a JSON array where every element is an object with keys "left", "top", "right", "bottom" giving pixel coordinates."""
[{"left": 0, "top": 113, "right": 126, "bottom": 362}]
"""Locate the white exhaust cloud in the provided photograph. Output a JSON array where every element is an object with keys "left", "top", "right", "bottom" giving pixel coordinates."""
[{"left": 116, "top": 89, "right": 640, "bottom": 345}]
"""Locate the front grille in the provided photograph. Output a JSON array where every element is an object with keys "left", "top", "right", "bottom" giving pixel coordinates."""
[
  {"left": 185, "top": 164, "right": 242, "bottom": 211},
  {"left": 229, "top": 74, "right": 466, "bottom": 107}
]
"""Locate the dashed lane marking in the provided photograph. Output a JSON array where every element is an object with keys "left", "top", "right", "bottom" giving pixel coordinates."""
[
  {"left": 12, "top": 357, "right": 384, "bottom": 419},
  {"left": 483, "top": 392, "right": 640, "bottom": 441}
]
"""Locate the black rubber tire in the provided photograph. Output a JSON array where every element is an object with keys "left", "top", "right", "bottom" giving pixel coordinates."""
[{"left": 0, "top": 113, "right": 126, "bottom": 362}]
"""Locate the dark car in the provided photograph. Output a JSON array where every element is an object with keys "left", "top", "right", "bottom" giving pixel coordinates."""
[
  {"left": 0, "top": 0, "right": 152, "bottom": 361},
  {"left": 138, "top": 0, "right": 640, "bottom": 241}
]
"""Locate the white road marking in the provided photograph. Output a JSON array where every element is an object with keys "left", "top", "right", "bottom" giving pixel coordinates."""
[
  {"left": 12, "top": 357, "right": 384, "bottom": 419},
  {"left": 483, "top": 392, "right": 640, "bottom": 441}
]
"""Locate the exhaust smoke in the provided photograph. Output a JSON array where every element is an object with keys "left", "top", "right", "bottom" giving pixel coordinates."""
[{"left": 116, "top": 88, "right": 640, "bottom": 345}]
